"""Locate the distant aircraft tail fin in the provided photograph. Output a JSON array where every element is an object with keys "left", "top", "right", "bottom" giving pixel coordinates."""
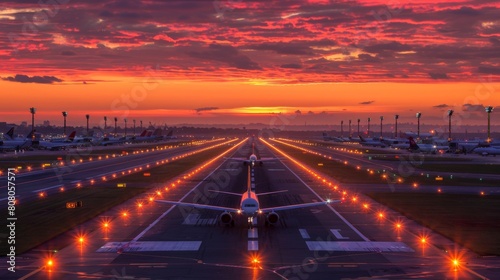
[
  {"left": 67, "top": 131, "right": 76, "bottom": 141},
  {"left": 5, "top": 127, "right": 15, "bottom": 140},
  {"left": 358, "top": 135, "right": 366, "bottom": 142},
  {"left": 408, "top": 137, "right": 419, "bottom": 150},
  {"left": 166, "top": 130, "right": 173, "bottom": 137},
  {"left": 139, "top": 130, "right": 147, "bottom": 137}
]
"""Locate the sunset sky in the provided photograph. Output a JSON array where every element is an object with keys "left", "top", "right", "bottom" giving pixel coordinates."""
[{"left": 1, "top": 0, "right": 499, "bottom": 127}]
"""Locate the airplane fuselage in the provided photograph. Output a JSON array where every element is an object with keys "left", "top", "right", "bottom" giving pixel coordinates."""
[{"left": 240, "top": 191, "right": 260, "bottom": 215}]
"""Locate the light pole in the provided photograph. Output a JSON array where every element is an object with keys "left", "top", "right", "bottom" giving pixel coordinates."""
[
  {"left": 348, "top": 120, "right": 352, "bottom": 138},
  {"left": 340, "top": 120, "right": 344, "bottom": 138},
  {"left": 416, "top": 112, "right": 421, "bottom": 139},
  {"left": 485, "top": 106, "right": 494, "bottom": 142},
  {"left": 140, "top": 120, "right": 143, "bottom": 131},
  {"left": 124, "top": 118, "right": 127, "bottom": 137},
  {"left": 447, "top": 110, "right": 454, "bottom": 141},
  {"left": 357, "top": 119, "right": 360, "bottom": 137},
  {"left": 380, "top": 116, "right": 384, "bottom": 139},
  {"left": 104, "top": 116, "right": 107, "bottom": 132},
  {"left": 29, "top": 107, "right": 36, "bottom": 136},
  {"left": 114, "top": 117, "right": 118, "bottom": 137},
  {"left": 133, "top": 119, "right": 136, "bottom": 136},
  {"left": 62, "top": 111, "right": 67, "bottom": 136},
  {"left": 394, "top": 114, "right": 399, "bottom": 138},
  {"left": 367, "top": 117, "right": 371, "bottom": 137},
  {"left": 85, "top": 114, "right": 90, "bottom": 135}
]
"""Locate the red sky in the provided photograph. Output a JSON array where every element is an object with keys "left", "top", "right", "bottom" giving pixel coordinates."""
[{"left": 0, "top": 0, "right": 499, "bottom": 127}]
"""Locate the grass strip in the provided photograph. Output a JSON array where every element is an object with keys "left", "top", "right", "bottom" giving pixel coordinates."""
[{"left": 367, "top": 192, "right": 500, "bottom": 256}]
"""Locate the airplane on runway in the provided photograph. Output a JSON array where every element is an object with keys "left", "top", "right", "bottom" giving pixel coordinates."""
[
  {"left": 156, "top": 167, "right": 338, "bottom": 227},
  {"left": 358, "top": 135, "right": 387, "bottom": 147},
  {"left": 229, "top": 143, "right": 276, "bottom": 166}
]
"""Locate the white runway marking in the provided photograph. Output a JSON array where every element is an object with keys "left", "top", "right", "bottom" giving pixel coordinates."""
[
  {"left": 96, "top": 241, "right": 202, "bottom": 252},
  {"left": 299, "top": 229, "right": 310, "bottom": 239},
  {"left": 248, "top": 228, "right": 258, "bottom": 238},
  {"left": 330, "top": 229, "right": 349, "bottom": 240},
  {"left": 248, "top": 240, "right": 259, "bottom": 251},
  {"left": 306, "top": 241, "right": 414, "bottom": 252}
]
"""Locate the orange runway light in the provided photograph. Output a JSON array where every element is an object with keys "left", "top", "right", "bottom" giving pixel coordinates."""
[
  {"left": 363, "top": 203, "right": 369, "bottom": 209},
  {"left": 122, "top": 211, "right": 128, "bottom": 217},
  {"left": 378, "top": 212, "right": 384, "bottom": 219}
]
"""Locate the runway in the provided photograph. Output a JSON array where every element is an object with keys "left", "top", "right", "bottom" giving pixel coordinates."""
[
  {"left": 0, "top": 139, "right": 225, "bottom": 203},
  {"left": 2, "top": 138, "right": 498, "bottom": 279}
]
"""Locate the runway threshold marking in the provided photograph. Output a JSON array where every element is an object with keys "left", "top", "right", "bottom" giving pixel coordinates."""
[
  {"left": 305, "top": 241, "right": 414, "bottom": 252},
  {"left": 97, "top": 241, "right": 202, "bottom": 252}
]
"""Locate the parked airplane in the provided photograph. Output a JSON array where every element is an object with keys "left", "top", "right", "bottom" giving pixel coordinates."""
[
  {"left": 473, "top": 146, "right": 500, "bottom": 156},
  {"left": 37, "top": 131, "right": 79, "bottom": 150},
  {"left": 408, "top": 137, "right": 449, "bottom": 154},
  {"left": 359, "top": 135, "right": 387, "bottom": 147},
  {"left": 156, "top": 167, "right": 338, "bottom": 227},
  {"left": 0, "top": 128, "right": 34, "bottom": 151}
]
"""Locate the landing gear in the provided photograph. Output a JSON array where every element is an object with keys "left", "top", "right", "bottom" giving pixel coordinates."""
[{"left": 248, "top": 217, "right": 254, "bottom": 229}]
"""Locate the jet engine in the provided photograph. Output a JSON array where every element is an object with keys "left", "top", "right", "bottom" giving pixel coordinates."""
[
  {"left": 219, "top": 212, "right": 233, "bottom": 225},
  {"left": 266, "top": 212, "right": 279, "bottom": 225}
]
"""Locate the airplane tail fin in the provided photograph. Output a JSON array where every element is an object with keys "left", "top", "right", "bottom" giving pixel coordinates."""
[
  {"left": 153, "top": 128, "right": 163, "bottom": 136},
  {"left": 67, "top": 131, "right": 76, "bottom": 141},
  {"left": 5, "top": 127, "right": 15, "bottom": 140},
  {"left": 358, "top": 135, "right": 366, "bottom": 142},
  {"left": 408, "top": 137, "right": 419, "bottom": 150},
  {"left": 139, "top": 130, "right": 147, "bottom": 137},
  {"left": 166, "top": 130, "right": 173, "bottom": 137}
]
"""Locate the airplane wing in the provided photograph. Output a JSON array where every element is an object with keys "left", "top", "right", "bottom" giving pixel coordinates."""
[
  {"left": 260, "top": 200, "right": 340, "bottom": 213},
  {"left": 225, "top": 157, "right": 250, "bottom": 162},
  {"left": 208, "top": 190, "right": 242, "bottom": 196},
  {"left": 155, "top": 200, "right": 239, "bottom": 212},
  {"left": 256, "top": 190, "right": 288, "bottom": 196}
]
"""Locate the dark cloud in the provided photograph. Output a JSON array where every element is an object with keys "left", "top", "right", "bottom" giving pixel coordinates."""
[
  {"left": 433, "top": 104, "right": 450, "bottom": 108},
  {"left": 188, "top": 44, "right": 261, "bottom": 70},
  {"left": 2, "top": 74, "right": 62, "bottom": 84},
  {"left": 478, "top": 66, "right": 500, "bottom": 75},
  {"left": 462, "top": 103, "right": 485, "bottom": 112},
  {"left": 359, "top": 100, "right": 375, "bottom": 105},
  {"left": 281, "top": 63, "right": 302, "bottom": 69},
  {"left": 61, "top": 51, "right": 77, "bottom": 56},
  {"left": 195, "top": 107, "right": 219, "bottom": 113},
  {"left": 428, "top": 72, "right": 449, "bottom": 79}
]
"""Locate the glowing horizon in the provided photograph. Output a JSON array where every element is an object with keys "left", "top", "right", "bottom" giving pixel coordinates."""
[{"left": 0, "top": 1, "right": 499, "bottom": 127}]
